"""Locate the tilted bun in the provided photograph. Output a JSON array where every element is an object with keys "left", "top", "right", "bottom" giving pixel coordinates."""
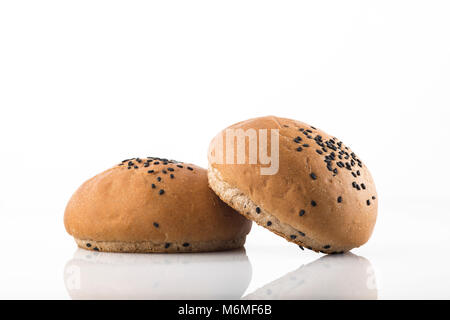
[
  {"left": 64, "top": 157, "right": 252, "bottom": 253},
  {"left": 207, "top": 116, "right": 377, "bottom": 253}
]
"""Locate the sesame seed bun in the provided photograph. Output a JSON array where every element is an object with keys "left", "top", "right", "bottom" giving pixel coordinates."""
[
  {"left": 207, "top": 116, "right": 377, "bottom": 254},
  {"left": 64, "top": 157, "right": 252, "bottom": 253}
]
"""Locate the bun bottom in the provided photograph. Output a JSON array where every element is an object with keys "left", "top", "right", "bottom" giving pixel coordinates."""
[
  {"left": 207, "top": 167, "right": 348, "bottom": 254},
  {"left": 74, "top": 236, "right": 247, "bottom": 253}
]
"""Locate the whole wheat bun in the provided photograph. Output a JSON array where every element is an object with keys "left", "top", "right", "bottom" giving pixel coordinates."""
[
  {"left": 207, "top": 116, "right": 377, "bottom": 254},
  {"left": 64, "top": 157, "right": 252, "bottom": 253}
]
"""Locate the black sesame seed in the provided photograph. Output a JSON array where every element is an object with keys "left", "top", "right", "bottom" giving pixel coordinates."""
[
  {"left": 267, "top": 221, "right": 272, "bottom": 226},
  {"left": 299, "top": 245, "right": 304, "bottom": 250},
  {"left": 333, "top": 168, "right": 338, "bottom": 174},
  {"left": 128, "top": 161, "right": 133, "bottom": 166},
  {"left": 159, "top": 189, "right": 165, "bottom": 195},
  {"left": 290, "top": 235, "right": 297, "bottom": 240},
  {"left": 323, "top": 245, "right": 331, "bottom": 249},
  {"left": 311, "top": 200, "right": 317, "bottom": 207},
  {"left": 157, "top": 177, "right": 162, "bottom": 182},
  {"left": 93, "top": 247, "right": 99, "bottom": 251},
  {"left": 148, "top": 170, "right": 154, "bottom": 173},
  {"left": 366, "top": 199, "right": 371, "bottom": 206},
  {"left": 187, "top": 167, "right": 193, "bottom": 171},
  {"left": 316, "top": 149, "right": 323, "bottom": 155},
  {"left": 162, "top": 170, "right": 167, "bottom": 174},
  {"left": 151, "top": 184, "right": 156, "bottom": 189},
  {"left": 357, "top": 170, "right": 361, "bottom": 176},
  {"left": 165, "top": 243, "right": 171, "bottom": 249},
  {"left": 182, "top": 242, "right": 190, "bottom": 247},
  {"left": 352, "top": 172, "right": 357, "bottom": 178},
  {"left": 153, "top": 222, "right": 159, "bottom": 228},
  {"left": 372, "top": 196, "right": 376, "bottom": 200},
  {"left": 167, "top": 167, "right": 174, "bottom": 172},
  {"left": 170, "top": 174, "right": 174, "bottom": 179},
  {"left": 134, "top": 165, "right": 138, "bottom": 169},
  {"left": 298, "top": 231, "right": 306, "bottom": 237},
  {"left": 352, "top": 181, "right": 357, "bottom": 188},
  {"left": 144, "top": 163, "right": 149, "bottom": 167},
  {"left": 296, "top": 147, "right": 303, "bottom": 152},
  {"left": 310, "top": 173, "right": 317, "bottom": 180},
  {"left": 177, "top": 165, "right": 183, "bottom": 168},
  {"left": 302, "top": 144, "right": 309, "bottom": 147},
  {"left": 154, "top": 161, "right": 160, "bottom": 165},
  {"left": 86, "top": 243, "right": 91, "bottom": 248},
  {"left": 337, "top": 196, "right": 342, "bottom": 203},
  {"left": 361, "top": 183, "right": 366, "bottom": 190},
  {"left": 299, "top": 209, "right": 305, "bottom": 216},
  {"left": 128, "top": 167, "right": 132, "bottom": 170},
  {"left": 256, "top": 207, "right": 261, "bottom": 214},
  {"left": 356, "top": 184, "right": 361, "bottom": 191}
]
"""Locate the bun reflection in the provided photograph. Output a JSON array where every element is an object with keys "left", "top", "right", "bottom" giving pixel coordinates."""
[
  {"left": 244, "top": 253, "right": 377, "bottom": 300},
  {"left": 64, "top": 248, "right": 252, "bottom": 300}
]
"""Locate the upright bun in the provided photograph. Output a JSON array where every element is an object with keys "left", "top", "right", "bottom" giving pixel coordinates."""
[
  {"left": 208, "top": 116, "right": 377, "bottom": 253},
  {"left": 64, "top": 157, "right": 252, "bottom": 253}
]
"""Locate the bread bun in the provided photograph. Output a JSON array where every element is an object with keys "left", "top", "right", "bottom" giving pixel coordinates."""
[
  {"left": 64, "top": 157, "right": 252, "bottom": 253},
  {"left": 207, "top": 116, "right": 377, "bottom": 253}
]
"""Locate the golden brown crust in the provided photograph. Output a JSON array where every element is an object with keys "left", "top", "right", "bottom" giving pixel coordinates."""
[
  {"left": 64, "top": 157, "right": 252, "bottom": 252},
  {"left": 208, "top": 116, "right": 377, "bottom": 253}
]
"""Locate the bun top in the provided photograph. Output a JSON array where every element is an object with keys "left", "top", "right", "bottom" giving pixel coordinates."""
[
  {"left": 64, "top": 157, "right": 252, "bottom": 243},
  {"left": 208, "top": 116, "right": 377, "bottom": 250}
]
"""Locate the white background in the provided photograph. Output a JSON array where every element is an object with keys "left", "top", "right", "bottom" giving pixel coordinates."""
[{"left": 0, "top": 1, "right": 449, "bottom": 299}]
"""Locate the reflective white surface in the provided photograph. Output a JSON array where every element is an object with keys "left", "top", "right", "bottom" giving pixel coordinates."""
[
  {"left": 64, "top": 248, "right": 252, "bottom": 300},
  {"left": 0, "top": 198, "right": 449, "bottom": 299},
  {"left": 63, "top": 249, "right": 376, "bottom": 300},
  {"left": 244, "top": 253, "right": 377, "bottom": 300}
]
